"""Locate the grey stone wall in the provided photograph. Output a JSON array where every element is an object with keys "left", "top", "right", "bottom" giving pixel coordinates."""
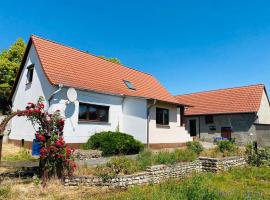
[
  {"left": 254, "top": 124, "right": 270, "bottom": 147},
  {"left": 199, "top": 156, "right": 246, "bottom": 172},
  {"left": 185, "top": 114, "right": 256, "bottom": 145},
  {"left": 64, "top": 157, "right": 246, "bottom": 188},
  {"left": 73, "top": 149, "right": 102, "bottom": 160}
]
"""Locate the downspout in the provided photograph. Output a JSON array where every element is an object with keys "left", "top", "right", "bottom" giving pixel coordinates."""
[
  {"left": 120, "top": 95, "right": 126, "bottom": 132},
  {"left": 147, "top": 99, "right": 156, "bottom": 149},
  {"left": 48, "top": 84, "right": 63, "bottom": 106},
  {"left": 198, "top": 116, "right": 201, "bottom": 138}
]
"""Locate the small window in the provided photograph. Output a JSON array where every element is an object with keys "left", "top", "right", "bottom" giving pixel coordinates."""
[
  {"left": 79, "top": 103, "right": 109, "bottom": 122},
  {"left": 26, "top": 64, "right": 34, "bottom": 84},
  {"left": 156, "top": 107, "right": 169, "bottom": 125},
  {"left": 123, "top": 80, "right": 136, "bottom": 90},
  {"left": 205, "top": 115, "right": 214, "bottom": 124}
]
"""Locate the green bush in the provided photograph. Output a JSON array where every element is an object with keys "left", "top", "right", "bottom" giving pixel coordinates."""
[
  {"left": 174, "top": 149, "right": 197, "bottom": 162},
  {"left": 106, "top": 156, "right": 139, "bottom": 174},
  {"left": 136, "top": 150, "right": 154, "bottom": 170},
  {"left": 217, "top": 140, "right": 236, "bottom": 153},
  {"left": 246, "top": 144, "right": 270, "bottom": 167},
  {"left": 94, "top": 165, "right": 117, "bottom": 181},
  {"left": 83, "top": 131, "right": 144, "bottom": 156},
  {"left": 186, "top": 141, "right": 204, "bottom": 155},
  {"left": 153, "top": 149, "right": 197, "bottom": 165},
  {"left": 154, "top": 151, "right": 176, "bottom": 164}
]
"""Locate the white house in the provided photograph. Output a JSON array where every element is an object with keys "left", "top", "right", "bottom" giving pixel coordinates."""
[{"left": 9, "top": 35, "right": 192, "bottom": 149}]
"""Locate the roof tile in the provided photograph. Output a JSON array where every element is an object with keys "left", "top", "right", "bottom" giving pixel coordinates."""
[
  {"left": 175, "top": 84, "right": 265, "bottom": 116},
  {"left": 31, "top": 35, "right": 178, "bottom": 104}
]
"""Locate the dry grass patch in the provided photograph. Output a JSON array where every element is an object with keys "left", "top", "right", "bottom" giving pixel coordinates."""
[
  {"left": 0, "top": 178, "right": 110, "bottom": 200},
  {"left": 200, "top": 146, "right": 246, "bottom": 158},
  {"left": 1, "top": 143, "right": 36, "bottom": 161},
  {"left": 74, "top": 163, "right": 96, "bottom": 177}
]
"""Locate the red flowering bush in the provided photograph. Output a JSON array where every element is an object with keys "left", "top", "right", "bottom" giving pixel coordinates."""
[{"left": 18, "top": 97, "right": 76, "bottom": 179}]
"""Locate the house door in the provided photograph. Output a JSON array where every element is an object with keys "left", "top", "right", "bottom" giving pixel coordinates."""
[
  {"left": 189, "top": 120, "right": 197, "bottom": 136},
  {"left": 221, "top": 127, "right": 232, "bottom": 139}
]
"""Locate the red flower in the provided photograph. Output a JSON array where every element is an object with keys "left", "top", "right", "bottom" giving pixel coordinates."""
[
  {"left": 66, "top": 146, "right": 72, "bottom": 158},
  {"left": 34, "top": 109, "right": 41, "bottom": 113},
  {"left": 58, "top": 119, "right": 65, "bottom": 126},
  {"left": 49, "top": 145, "right": 58, "bottom": 151},
  {"left": 56, "top": 137, "right": 65, "bottom": 147},
  {"left": 38, "top": 103, "right": 45, "bottom": 109},
  {"left": 40, "top": 147, "right": 47, "bottom": 157},
  {"left": 27, "top": 102, "right": 35, "bottom": 108},
  {"left": 35, "top": 133, "right": 45, "bottom": 142}
]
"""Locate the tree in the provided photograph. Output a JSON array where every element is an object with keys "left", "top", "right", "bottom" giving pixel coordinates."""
[
  {"left": 98, "top": 55, "right": 121, "bottom": 64},
  {"left": 0, "top": 38, "right": 26, "bottom": 113}
]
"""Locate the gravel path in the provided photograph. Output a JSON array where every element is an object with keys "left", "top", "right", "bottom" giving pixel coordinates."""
[{"left": 76, "top": 154, "right": 138, "bottom": 166}]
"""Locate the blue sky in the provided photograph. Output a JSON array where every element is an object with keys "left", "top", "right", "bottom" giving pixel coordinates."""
[{"left": 1, "top": 0, "right": 270, "bottom": 95}]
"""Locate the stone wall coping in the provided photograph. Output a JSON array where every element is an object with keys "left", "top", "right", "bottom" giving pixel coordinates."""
[{"left": 199, "top": 156, "right": 244, "bottom": 161}]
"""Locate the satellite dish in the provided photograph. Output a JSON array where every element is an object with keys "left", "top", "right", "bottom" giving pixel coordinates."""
[{"left": 67, "top": 88, "right": 77, "bottom": 102}]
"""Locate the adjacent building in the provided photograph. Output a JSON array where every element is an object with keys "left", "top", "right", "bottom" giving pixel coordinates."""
[{"left": 175, "top": 84, "right": 270, "bottom": 145}]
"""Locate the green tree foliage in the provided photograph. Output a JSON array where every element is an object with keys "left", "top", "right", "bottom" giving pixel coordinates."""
[
  {"left": 0, "top": 38, "right": 26, "bottom": 112},
  {"left": 98, "top": 55, "right": 121, "bottom": 64}
]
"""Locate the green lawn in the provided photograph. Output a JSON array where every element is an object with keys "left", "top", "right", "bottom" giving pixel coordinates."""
[
  {"left": 93, "top": 166, "right": 270, "bottom": 200},
  {"left": 1, "top": 166, "right": 270, "bottom": 200}
]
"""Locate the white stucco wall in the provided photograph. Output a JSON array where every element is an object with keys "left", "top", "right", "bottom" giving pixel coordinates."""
[
  {"left": 257, "top": 90, "right": 270, "bottom": 124},
  {"left": 122, "top": 97, "right": 147, "bottom": 143},
  {"left": 51, "top": 89, "right": 124, "bottom": 143},
  {"left": 10, "top": 44, "right": 55, "bottom": 141},
  {"left": 148, "top": 102, "right": 192, "bottom": 144}
]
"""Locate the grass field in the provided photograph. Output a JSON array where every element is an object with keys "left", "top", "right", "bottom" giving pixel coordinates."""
[{"left": 1, "top": 166, "right": 270, "bottom": 200}]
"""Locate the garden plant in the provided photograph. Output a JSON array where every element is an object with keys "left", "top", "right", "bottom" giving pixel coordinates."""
[{"left": 15, "top": 97, "right": 76, "bottom": 184}]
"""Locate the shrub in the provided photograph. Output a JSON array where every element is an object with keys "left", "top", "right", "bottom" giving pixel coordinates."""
[
  {"left": 16, "top": 97, "right": 76, "bottom": 179},
  {"left": 186, "top": 141, "right": 204, "bottom": 155},
  {"left": 136, "top": 150, "right": 154, "bottom": 170},
  {"left": 84, "top": 131, "right": 144, "bottom": 156},
  {"left": 217, "top": 140, "right": 236, "bottom": 153},
  {"left": 154, "top": 151, "right": 176, "bottom": 164},
  {"left": 174, "top": 149, "right": 197, "bottom": 162},
  {"left": 94, "top": 165, "right": 117, "bottom": 181},
  {"left": 149, "top": 149, "right": 197, "bottom": 165},
  {"left": 94, "top": 156, "right": 140, "bottom": 180},
  {"left": 246, "top": 144, "right": 270, "bottom": 166},
  {"left": 106, "top": 156, "right": 139, "bottom": 174}
]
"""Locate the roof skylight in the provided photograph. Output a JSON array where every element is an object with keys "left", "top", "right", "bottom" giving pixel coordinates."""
[{"left": 123, "top": 80, "right": 136, "bottom": 90}]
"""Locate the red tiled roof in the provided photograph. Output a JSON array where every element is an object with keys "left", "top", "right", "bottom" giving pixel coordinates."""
[
  {"left": 175, "top": 84, "right": 266, "bottom": 116},
  {"left": 26, "top": 35, "right": 179, "bottom": 104}
]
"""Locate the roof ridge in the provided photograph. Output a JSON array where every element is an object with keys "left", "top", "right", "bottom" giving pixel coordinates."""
[
  {"left": 31, "top": 34, "right": 153, "bottom": 77},
  {"left": 175, "top": 83, "right": 265, "bottom": 97}
]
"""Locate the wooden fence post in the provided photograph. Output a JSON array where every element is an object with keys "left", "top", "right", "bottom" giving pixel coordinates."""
[{"left": 0, "top": 135, "right": 3, "bottom": 162}]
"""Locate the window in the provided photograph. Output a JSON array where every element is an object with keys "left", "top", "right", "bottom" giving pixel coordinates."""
[
  {"left": 26, "top": 64, "right": 34, "bottom": 84},
  {"left": 156, "top": 107, "right": 169, "bottom": 125},
  {"left": 123, "top": 80, "right": 136, "bottom": 90},
  {"left": 79, "top": 103, "right": 109, "bottom": 122},
  {"left": 205, "top": 115, "right": 214, "bottom": 124}
]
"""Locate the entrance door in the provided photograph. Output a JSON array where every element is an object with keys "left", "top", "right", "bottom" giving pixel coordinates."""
[
  {"left": 221, "top": 127, "right": 232, "bottom": 139},
  {"left": 189, "top": 120, "right": 197, "bottom": 136}
]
